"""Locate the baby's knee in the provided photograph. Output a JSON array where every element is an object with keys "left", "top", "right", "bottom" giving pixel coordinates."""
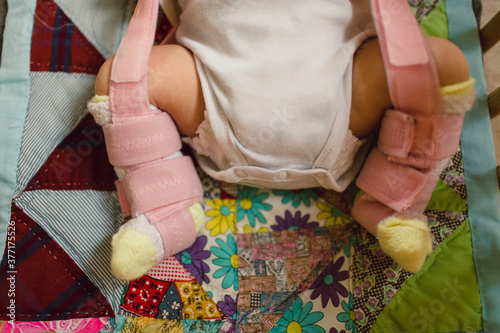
[
  {"left": 427, "top": 36, "right": 470, "bottom": 86},
  {"left": 95, "top": 55, "right": 115, "bottom": 96}
]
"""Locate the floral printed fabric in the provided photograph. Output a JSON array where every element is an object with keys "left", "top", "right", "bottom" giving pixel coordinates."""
[
  {"left": 1, "top": 318, "right": 112, "bottom": 333},
  {"left": 117, "top": 143, "right": 472, "bottom": 333},
  {"left": 118, "top": 173, "right": 358, "bottom": 332}
]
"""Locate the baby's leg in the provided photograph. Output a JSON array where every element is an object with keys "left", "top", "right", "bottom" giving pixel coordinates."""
[
  {"left": 90, "top": 44, "right": 206, "bottom": 280},
  {"left": 95, "top": 44, "right": 205, "bottom": 137},
  {"left": 349, "top": 36, "right": 470, "bottom": 140},
  {"left": 350, "top": 36, "right": 473, "bottom": 272}
]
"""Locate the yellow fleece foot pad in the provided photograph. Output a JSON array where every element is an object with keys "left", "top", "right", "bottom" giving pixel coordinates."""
[
  {"left": 377, "top": 216, "right": 433, "bottom": 273},
  {"left": 111, "top": 228, "right": 158, "bottom": 281},
  {"left": 190, "top": 203, "right": 205, "bottom": 234}
]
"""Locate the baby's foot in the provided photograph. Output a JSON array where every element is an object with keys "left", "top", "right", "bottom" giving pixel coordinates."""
[
  {"left": 88, "top": 96, "right": 204, "bottom": 280},
  {"left": 377, "top": 213, "right": 432, "bottom": 273},
  {"left": 111, "top": 205, "right": 204, "bottom": 280}
]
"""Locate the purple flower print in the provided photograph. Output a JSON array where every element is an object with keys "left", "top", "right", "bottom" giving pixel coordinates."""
[
  {"left": 385, "top": 268, "right": 397, "bottom": 280},
  {"left": 217, "top": 295, "right": 238, "bottom": 332},
  {"left": 309, "top": 256, "right": 349, "bottom": 308},
  {"left": 217, "top": 294, "right": 237, "bottom": 320},
  {"left": 445, "top": 174, "right": 455, "bottom": 185},
  {"left": 353, "top": 285, "right": 363, "bottom": 297},
  {"left": 175, "top": 236, "right": 211, "bottom": 284},
  {"left": 367, "top": 297, "right": 378, "bottom": 308},
  {"left": 362, "top": 279, "right": 373, "bottom": 291},
  {"left": 354, "top": 309, "right": 365, "bottom": 321},
  {"left": 330, "top": 329, "right": 346, "bottom": 333},
  {"left": 272, "top": 210, "right": 319, "bottom": 231}
]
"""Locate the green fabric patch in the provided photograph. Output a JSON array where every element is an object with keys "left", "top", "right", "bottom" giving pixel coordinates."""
[
  {"left": 420, "top": 1, "right": 449, "bottom": 39},
  {"left": 371, "top": 220, "right": 482, "bottom": 333},
  {"left": 426, "top": 178, "right": 467, "bottom": 212}
]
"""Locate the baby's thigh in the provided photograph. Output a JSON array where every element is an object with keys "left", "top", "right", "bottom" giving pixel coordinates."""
[
  {"left": 148, "top": 44, "right": 205, "bottom": 136},
  {"left": 95, "top": 44, "right": 205, "bottom": 137}
]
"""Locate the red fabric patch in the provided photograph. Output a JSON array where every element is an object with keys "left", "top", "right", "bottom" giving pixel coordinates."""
[
  {"left": 26, "top": 115, "right": 116, "bottom": 192},
  {"left": 121, "top": 276, "right": 171, "bottom": 317},
  {"left": 0, "top": 205, "right": 114, "bottom": 321},
  {"left": 31, "top": 0, "right": 105, "bottom": 74}
]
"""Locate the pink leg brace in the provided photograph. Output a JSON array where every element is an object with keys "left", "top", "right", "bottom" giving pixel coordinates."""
[
  {"left": 89, "top": 0, "right": 203, "bottom": 280},
  {"left": 351, "top": 0, "right": 473, "bottom": 271}
]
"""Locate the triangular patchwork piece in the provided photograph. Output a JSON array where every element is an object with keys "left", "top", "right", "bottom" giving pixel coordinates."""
[
  {"left": 26, "top": 114, "right": 116, "bottom": 192},
  {"left": 15, "top": 72, "right": 96, "bottom": 196},
  {"left": 0, "top": 204, "right": 114, "bottom": 320},
  {"left": 372, "top": 220, "right": 482, "bottom": 332},
  {"left": 31, "top": 0, "right": 105, "bottom": 74},
  {"left": 14, "top": 189, "right": 125, "bottom": 314},
  {"left": 425, "top": 178, "right": 467, "bottom": 212},
  {"left": 54, "top": 0, "right": 136, "bottom": 59},
  {"left": 419, "top": 1, "right": 449, "bottom": 39}
]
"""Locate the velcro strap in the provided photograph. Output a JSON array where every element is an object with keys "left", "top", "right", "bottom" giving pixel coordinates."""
[
  {"left": 122, "top": 156, "right": 203, "bottom": 216},
  {"left": 146, "top": 207, "right": 197, "bottom": 256},
  {"left": 433, "top": 112, "right": 464, "bottom": 159},
  {"left": 378, "top": 110, "right": 464, "bottom": 166},
  {"left": 371, "top": 0, "right": 442, "bottom": 114},
  {"left": 102, "top": 112, "right": 181, "bottom": 167},
  {"left": 377, "top": 110, "right": 415, "bottom": 158},
  {"left": 355, "top": 147, "right": 430, "bottom": 212},
  {"left": 110, "top": 0, "right": 159, "bottom": 118},
  {"left": 378, "top": 110, "right": 437, "bottom": 159}
]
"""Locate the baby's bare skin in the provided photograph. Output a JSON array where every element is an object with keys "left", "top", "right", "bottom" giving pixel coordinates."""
[{"left": 95, "top": 36, "right": 469, "bottom": 139}]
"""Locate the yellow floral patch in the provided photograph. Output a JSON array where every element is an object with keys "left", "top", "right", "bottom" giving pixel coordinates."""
[
  {"left": 243, "top": 225, "right": 269, "bottom": 234},
  {"left": 205, "top": 199, "right": 238, "bottom": 236},
  {"left": 175, "top": 280, "right": 222, "bottom": 320},
  {"left": 316, "top": 201, "right": 352, "bottom": 226},
  {"left": 120, "top": 316, "right": 183, "bottom": 333}
]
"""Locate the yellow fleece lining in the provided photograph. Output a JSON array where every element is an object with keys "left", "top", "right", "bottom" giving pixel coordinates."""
[
  {"left": 440, "top": 77, "right": 476, "bottom": 95},
  {"left": 91, "top": 95, "right": 110, "bottom": 103}
]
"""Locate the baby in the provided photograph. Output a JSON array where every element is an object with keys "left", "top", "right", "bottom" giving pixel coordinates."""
[{"left": 88, "top": 0, "right": 475, "bottom": 280}]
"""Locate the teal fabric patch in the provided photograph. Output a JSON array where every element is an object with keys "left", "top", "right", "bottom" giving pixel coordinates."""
[
  {"left": 0, "top": 0, "right": 37, "bottom": 254},
  {"left": 447, "top": 1, "right": 500, "bottom": 332}
]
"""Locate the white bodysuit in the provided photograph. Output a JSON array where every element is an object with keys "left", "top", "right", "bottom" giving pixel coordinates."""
[{"left": 176, "top": 0, "right": 375, "bottom": 190}]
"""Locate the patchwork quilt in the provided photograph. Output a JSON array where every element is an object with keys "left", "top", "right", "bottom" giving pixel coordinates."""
[{"left": 1, "top": 0, "right": 499, "bottom": 332}]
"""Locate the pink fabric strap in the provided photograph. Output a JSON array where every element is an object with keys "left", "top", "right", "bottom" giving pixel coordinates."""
[
  {"left": 146, "top": 207, "right": 197, "bottom": 256},
  {"left": 372, "top": 0, "right": 441, "bottom": 114},
  {"left": 102, "top": 112, "right": 182, "bottom": 167},
  {"left": 355, "top": 148, "right": 430, "bottom": 212},
  {"left": 109, "top": 0, "right": 159, "bottom": 120},
  {"left": 122, "top": 156, "right": 203, "bottom": 216},
  {"left": 378, "top": 110, "right": 465, "bottom": 168},
  {"left": 351, "top": 194, "right": 395, "bottom": 235}
]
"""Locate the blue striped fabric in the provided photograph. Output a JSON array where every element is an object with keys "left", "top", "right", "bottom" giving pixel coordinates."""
[
  {"left": 14, "top": 189, "right": 125, "bottom": 313},
  {"left": 0, "top": 0, "right": 37, "bottom": 256},
  {"left": 54, "top": 0, "right": 136, "bottom": 59},
  {"left": 15, "top": 72, "right": 95, "bottom": 197}
]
